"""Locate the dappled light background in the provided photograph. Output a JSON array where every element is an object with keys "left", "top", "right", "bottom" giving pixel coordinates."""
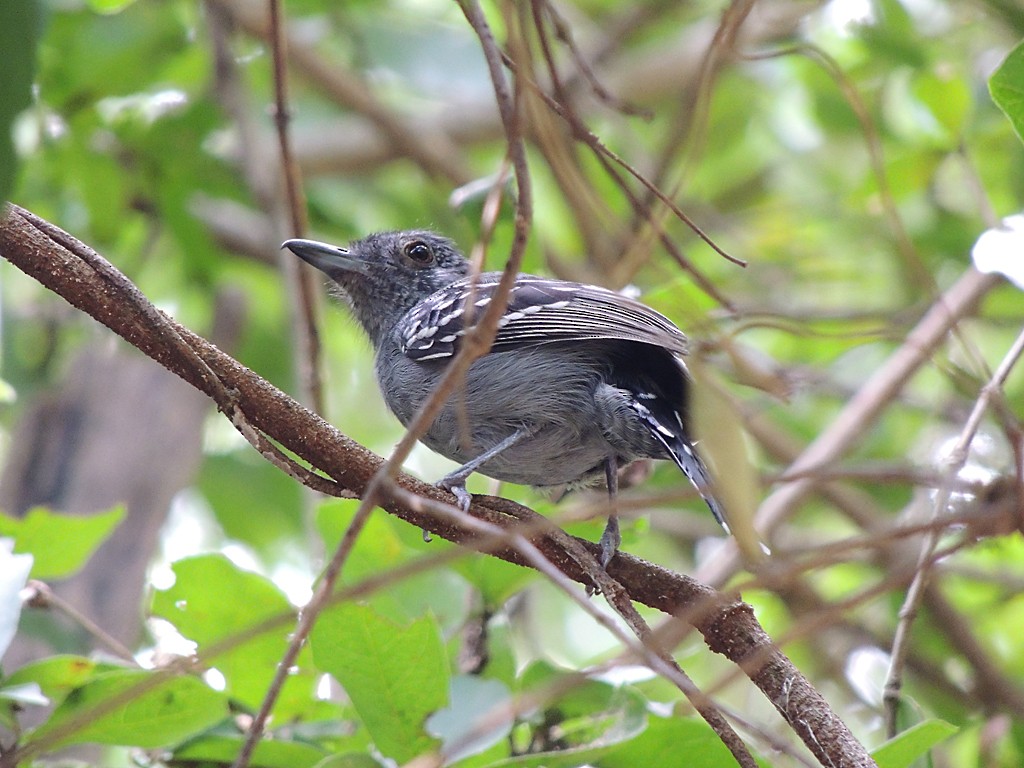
[{"left": 2, "top": 0, "right": 1024, "bottom": 766}]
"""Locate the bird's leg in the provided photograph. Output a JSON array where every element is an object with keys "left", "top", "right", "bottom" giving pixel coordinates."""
[
  {"left": 436, "top": 427, "right": 531, "bottom": 513},
  {"left": 599, "top": 456, "right": 621, "bottom": 569}
]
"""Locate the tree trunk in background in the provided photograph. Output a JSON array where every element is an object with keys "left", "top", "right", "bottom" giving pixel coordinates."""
[{"left": 1, "top": 291, "right": 245, "bottom": 668}]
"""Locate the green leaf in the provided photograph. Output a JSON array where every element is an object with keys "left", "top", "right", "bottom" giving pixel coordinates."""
[
  {"left": 26, "top": 669, "right": 228, "bottom": 749},
  {"left": 173, "top": 732, "right": 329, "bottom": 768},
  {"left": 312, "top": 755, "right": 386, "bottom": 768},
  {"left": 315, "top": 500, "right": 408, "bottom": 583},
  {"left": 0, "top": 0, "right": 41, "bottom": 202},
  {"left": 599, "top": 713, "right": 744, "bottom": 768},
  {"left": 454, "top": 553, "right": 535, "bottom": 608},
  {"left": 86, "top": 0, "right": 138, "bottom": 12},
  {"left": 427, "top": 675, "right": 513, "bottom": 762},
  {"left": 912, "top": 70, "right": 972, "bottom": 142},
  {"left": 872, "top": 719, "right": 959, "bottom": 768},
  {"left": 310, "top": 602, "right": 448, "bottom": 763},
  {"left": 990, "top": 39, "right": 1024, "bottom": 146},
  {"left": 315, "top": 500, "right": 471, "bottom": 632},
  {"left": 199, "top": 453, "right": 304, "bottom": 554},
  {"left": 483, "top": 665, "right": 649, "bottom": 767},
  {"left": 854, "top": 0, "right": 927, "bottom": 68},
  {"left": 150, "top": 554, "right": 297, "bottom": 708},
  {"left": 3, "top": 655, "right": 100, "bottom": 706},
  {"left": 0, "top": 506, "right": 125, "bottom": 580}
]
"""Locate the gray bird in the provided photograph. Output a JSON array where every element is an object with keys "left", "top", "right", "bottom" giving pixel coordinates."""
[{"left": 284, "top": 231, "right": 726, "bottom": 566}]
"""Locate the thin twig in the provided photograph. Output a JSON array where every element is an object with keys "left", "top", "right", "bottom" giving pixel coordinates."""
[
  {"left": 690, "top": 387, "right": 1024, "bottom": 715},
  {"left": 883, "top": 324, "right": 1024, "bottom": 735},
  {"left": 744, "top": 43, "right": 927, "bottom": 289},
  {"left": 24, "top": 581, "right": 139, "bottom": 665},
  {"left": 532, "top": 0, "right": 652, "bottom": 119},
  {"left": 267, "top": 0, "right": 324, "bottom": 417},
  {"left": 389, "top": 486, "right": 758, "bottom": 768},
  {"left": 234, "top": 2, "right": 538, "bottom": 762},
  {"left": 697, "top": 266, "right": 1002, "bottom": 588},
  {"left": 652, "top": 0, "right": 756, "bottom": 191},
  {"left": 505, "top": 48, "right": 745, "bottom": 270},
  {"left": 230, "top": 478, "right": 376, "bottom": 768},
  {"left": 496, "top": 46, "right": 740, "bottom": 314},
  {"left": 205, "top": 0, "right": 323, "bottom": 415},
  {"left": 209, "top": 0, "right": 471, "bottom": 185}
]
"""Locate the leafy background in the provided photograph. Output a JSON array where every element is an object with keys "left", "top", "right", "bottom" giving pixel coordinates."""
[{"left": 1, "top": 0, "right": 1024, "bottom": 766}]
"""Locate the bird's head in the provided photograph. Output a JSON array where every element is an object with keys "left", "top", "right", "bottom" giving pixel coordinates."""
[{"left": 284, "top": 230, "right": 470, "bottom": 346}]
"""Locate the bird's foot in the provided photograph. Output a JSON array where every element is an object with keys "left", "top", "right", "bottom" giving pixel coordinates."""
[
  {"left": 423, "top": 476, "right": 473, "bottom": 544},
  {"left": 599, "top": 459, "right": 621, "bottom": 571},
  {"left": 598, "top": 514, "right": 618, "bottom": 569},
  {"left": 598, "top": 514, "right": 621, "bottom": 570},
  {"left": 436, "top": 474, "right": 474, "bottom": 512},
  {"left": 586, "top": 515, "right": 622, "bottom": 596}
]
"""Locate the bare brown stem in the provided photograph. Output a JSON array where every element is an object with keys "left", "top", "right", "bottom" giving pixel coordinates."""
[
  {"left": 698, "top": 266, "right": 1002, "bottom": 588},
  {"left": 884, "top": 324, "right": 1024, "bottom": 735},
  {"left": 266, "top": 0, "right": 324, "bottom": 417}
]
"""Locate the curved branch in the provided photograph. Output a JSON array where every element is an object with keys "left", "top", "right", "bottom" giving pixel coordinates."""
[{"left": 0, "top": 204, "right": 877, "bottom": 768}]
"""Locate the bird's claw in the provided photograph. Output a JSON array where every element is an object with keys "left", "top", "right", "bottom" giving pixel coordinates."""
[
  {"left": 422, "top": 479, "right": 472, "bottom": 544},
  {"left": 437, "top": 477, "right": 473, "bottom": 512}
]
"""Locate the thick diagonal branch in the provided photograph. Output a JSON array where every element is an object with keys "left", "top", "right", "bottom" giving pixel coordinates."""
[{"left": 0, "top": 204, "right": 876, "bottom": 768}]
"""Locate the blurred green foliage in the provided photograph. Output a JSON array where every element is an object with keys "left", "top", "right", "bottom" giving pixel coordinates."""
[{"left": 2, "top": 0, "right": 1024, "bottom": 766}]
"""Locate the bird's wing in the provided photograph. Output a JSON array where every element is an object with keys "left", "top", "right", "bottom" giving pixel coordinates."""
[{"left": 395, "top": 274, "right": 689, "bottom": 362}]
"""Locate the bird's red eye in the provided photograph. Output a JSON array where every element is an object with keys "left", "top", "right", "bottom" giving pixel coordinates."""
[{"left": 403, "top": 240, "right": 434, "bottom": 265}]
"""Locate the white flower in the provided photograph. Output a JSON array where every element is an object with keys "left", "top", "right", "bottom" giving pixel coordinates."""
[{"left": 972, "top": 213, "right": 1024, "bottom": 290}]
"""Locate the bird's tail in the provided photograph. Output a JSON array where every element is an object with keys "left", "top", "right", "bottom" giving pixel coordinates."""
[{"left": 664, "top": 437, "right": 729, "bottom": 534}]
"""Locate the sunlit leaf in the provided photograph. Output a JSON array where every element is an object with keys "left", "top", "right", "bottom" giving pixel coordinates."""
[
  {"left": 3, "top": 655, "right": 101, "bottom": 706},
  {"left": 310, "top": 603, "right": 448, "bottom": 763},
  {"left": 86, "top": 0, "right": 139, "bottom": 14},
  {"left": 0, "top": 506, "right": 124, "bottom": 580},
  {"left": 173, "top": 732, "right": 330, "bottom": 768},
  {"left": 150, "top": 554, "right": 298, "bottom": 709},
  {"left": 990, "top": 40, "right": 1024, "bottom": 145},
  {"left": 872, "top": 719, "right": 959, "bottom": 768},
  {"left": 26, "top": 669, "right": 228, "bottom": 749}
]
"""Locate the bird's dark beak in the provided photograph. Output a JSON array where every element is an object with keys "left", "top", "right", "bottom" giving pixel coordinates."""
[{"left": 282, "top": 238, "right": 368, "bottom": 276}]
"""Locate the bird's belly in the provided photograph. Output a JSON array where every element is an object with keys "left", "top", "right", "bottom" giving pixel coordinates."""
[
  {"left": 432, "top": 423, "right": 612, "bottom": 487},
  {"left": 378, "top": 346, "right": 633, "bottom": 486}
]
